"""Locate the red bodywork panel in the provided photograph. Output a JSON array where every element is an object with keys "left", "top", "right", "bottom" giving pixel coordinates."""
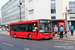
[{"left": 10, "top": 19, "right": 53, "bottom": 39}]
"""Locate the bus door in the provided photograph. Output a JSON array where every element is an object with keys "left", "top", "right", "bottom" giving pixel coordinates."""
[
  {"left": 32, "top": 23, "right": 38, "bottom": 36},
  {"left": 27, "top": 23, "right": 38, "bottom": 39}
]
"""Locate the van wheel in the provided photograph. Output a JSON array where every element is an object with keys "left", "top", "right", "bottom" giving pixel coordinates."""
[
  {"left": 28, "top": 34, "right": 31, "bottom": 39},
  {"left": 14, "top": 34, "right": 16, "bottom": 38}
]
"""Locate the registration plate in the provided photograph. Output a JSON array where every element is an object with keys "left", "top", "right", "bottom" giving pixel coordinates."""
[{"left": 45, "top": 37, "right": 49, "bottom": 39}]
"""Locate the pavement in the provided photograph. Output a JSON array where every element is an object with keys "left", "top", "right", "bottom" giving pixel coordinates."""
[
  {"left": 0, "top": 31, "right": 75, "bottom": 41},
  {"left": 0, "top": 34, "right": 75, "bottom": 50},
  {"left": 53, "top": 31, "right": 75, "bottom": 41},
  {"left": 0, "top": 31, "right": 9, "bottom": 35}
]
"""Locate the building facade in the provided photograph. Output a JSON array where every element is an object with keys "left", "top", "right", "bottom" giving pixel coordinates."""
[
  {"left": 0, "top": 8, "right": 1, "bottom": 25},
  {"left": 1, "top": 0, "right": 25, "bottom": 25},
  {"left": 1, "top": 0, "right": 68, "bottom": 26},
  {"left": 68, "top": 1, "right": 75, "bottom": 29},
  {"left": 51, "top": 0, "right": 68, "bottom": 19},
  {"left": 69, "top": 1, "right": 75, "bottom": 20},
  {"left": 25, "top": 0, "right": 68, "bottom": 20}
]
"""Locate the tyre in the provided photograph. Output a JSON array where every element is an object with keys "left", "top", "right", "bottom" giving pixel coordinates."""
[
  {"left": 28, "top": 34, "right": 31, "bottom": 39},
  {"left": 14, "top": 34, "right": 16, "bottom": 38}
]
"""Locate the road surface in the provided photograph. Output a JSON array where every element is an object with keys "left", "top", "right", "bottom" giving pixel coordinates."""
[{"left": 0, "top": 34, "right": 75, "bottom": 50}]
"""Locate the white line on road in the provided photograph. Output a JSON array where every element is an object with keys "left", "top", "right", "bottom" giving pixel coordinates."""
[
  {"left": 24, "top": 48, "right": 30, "bottom": 50},
  {"left": 2, "top": 42, "right": 14, "bottom": 47}
]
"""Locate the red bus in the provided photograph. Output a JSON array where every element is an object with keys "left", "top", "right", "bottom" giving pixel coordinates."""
[{"left": 10, "top": 19, "right": 53, "bottom": 39}]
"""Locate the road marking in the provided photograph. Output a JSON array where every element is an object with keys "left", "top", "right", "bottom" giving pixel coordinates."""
[
  {"left": 24, "top": 48, "right": 30, "bottom": 50},
  {"left": 55, "top": 43, "right": 71, "bottom": 45},
  {"left": 2, "top": 42, "right": 14, "bottom": 47},
  {"left": 53, "top": 40, "right": 75, "bottom": 43}
]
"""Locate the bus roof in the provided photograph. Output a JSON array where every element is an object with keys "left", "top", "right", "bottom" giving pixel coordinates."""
[{"left": 10, "top": 19, "right": 51, "bottom": 25}]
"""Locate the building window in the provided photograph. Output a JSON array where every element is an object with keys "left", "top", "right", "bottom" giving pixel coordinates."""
[
  {"left": 51, "top": 16, "right": 56, "bottom": 19},
  {"left": 21, "top": 0, "right": 25, "bottom": 3},
  {"left": 69, "top": 9, "right": 75, "bottom": 13},
  {"left": 51, "top": 3, "right": 56, "bottom": 13},
  {"left": 29, "top": 9, "right": 34, "bottom": 14},
  {"left": 70, "top": 17, "right": 75, "bottom": 19},
  {"left": 51, "top": 0, "right": 55, "bottom": 1},
  {"left": 29, "top": 0, "right": 33, "bottom": 2}
]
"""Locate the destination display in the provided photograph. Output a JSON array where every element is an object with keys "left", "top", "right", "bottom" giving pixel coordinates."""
[{"left": 39, "top": 20, "right": 51, "bottom": 23}]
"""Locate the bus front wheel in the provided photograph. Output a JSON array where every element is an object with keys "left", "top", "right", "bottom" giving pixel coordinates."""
[
  {"left": 28, "top": 34, "right": 31, "bottom": 39},
  {"left": 14, "top": 34, "right": 16, "bottom": 38}
]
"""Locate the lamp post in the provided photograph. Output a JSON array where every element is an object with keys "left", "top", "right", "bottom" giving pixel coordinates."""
[
  {"left": 19, "top": 0, "right": 22, "bottom": 21},
  {"left": 65, "top": 7, "right": 69, "bottom": 37}
]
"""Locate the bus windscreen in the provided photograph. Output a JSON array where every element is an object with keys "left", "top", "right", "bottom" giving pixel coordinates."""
[{"left": 39, "top": 20, "right": 52, "bottom": 33}]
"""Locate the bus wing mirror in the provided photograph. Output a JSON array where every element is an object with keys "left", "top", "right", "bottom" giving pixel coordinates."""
[{"left": 35, "top": 27, "right": 38, "bottom": 32}]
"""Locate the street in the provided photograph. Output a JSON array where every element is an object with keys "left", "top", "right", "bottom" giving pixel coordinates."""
[{"left": 0, "top": 34, "right": 75, "bottom": 50}]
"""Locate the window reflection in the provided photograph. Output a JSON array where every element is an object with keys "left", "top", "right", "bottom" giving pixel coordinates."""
[
  {"left": 39, "top": 20, "right": 52, "bottom": 33},
  {"left": 51, "top": 3, "right": 56, "bottom": 13}
]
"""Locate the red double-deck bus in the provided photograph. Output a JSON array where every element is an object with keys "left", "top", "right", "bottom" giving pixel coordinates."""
[{"left": 10, "top": 19, "right": 53, "bottom": 39}]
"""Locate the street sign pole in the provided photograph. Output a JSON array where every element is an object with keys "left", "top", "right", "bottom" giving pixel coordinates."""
[
  {"left": 65, "top": 7, "right": 68, "bottom": 37},
  {"left": 19, "top": 0, "right": 22, "bottom": 21}
]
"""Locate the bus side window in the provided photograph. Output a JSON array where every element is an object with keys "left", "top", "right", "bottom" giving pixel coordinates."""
[
  {"left": 11, "top": 25, "right": 14, "bottom": 31},
  {"left": 12, "top": 25, "right": 14, "bottom": 31},
  {"left": 14, "top": 25, "right": 17, "bottom": 31},
  {"left": 23, "top": 25, "right": 27, "bottom": 31},
  {"left": 20, "top": 25, "right": 24, "bottom": 31},
  {"left": 17, "top": 25, "right": 20, "bottom": 31},
  {"left": 10, "top": 26, "right": 12, "bottom": 30},
  {"left": 20, "top": 24, "right": 27, "bottom": 31},
  {"left": 27, "top": 24, "right": 32, "bottom": 32}
]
